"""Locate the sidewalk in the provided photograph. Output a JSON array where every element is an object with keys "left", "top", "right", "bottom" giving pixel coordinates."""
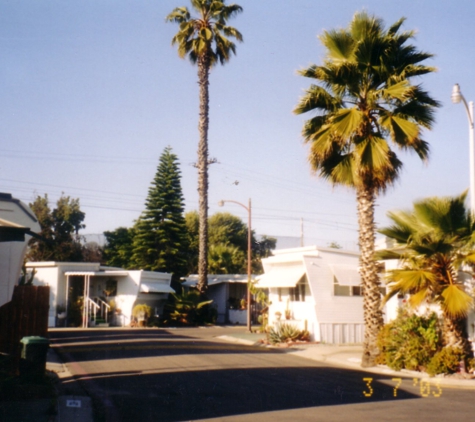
[
  {"left": 218, "top": 332, "right": 475, "bottom": 390},
  {"left": 46, "top": 348, "right": 94, "bottom": 422}
]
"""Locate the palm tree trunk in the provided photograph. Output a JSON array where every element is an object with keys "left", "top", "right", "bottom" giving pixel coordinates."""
[
  {"left": 196, "top": 53, "right": 210, "bottom": 294},
  {"left": 358, "top": 186, "right": 384, "bottom": 367},
  {"left": 442, "top": 314, "right": 473, "bottom": 360}
]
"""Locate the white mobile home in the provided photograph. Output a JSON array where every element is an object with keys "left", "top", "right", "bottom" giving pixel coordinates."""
[
  {"left": 257, "top": 246, "right": 365, "bottom": 344},
  {"left": 26, "top": 262, "right": 174, "bottom": 327},
  {"left": 0, "top": 193, "right": 41, "bottom": 307}
]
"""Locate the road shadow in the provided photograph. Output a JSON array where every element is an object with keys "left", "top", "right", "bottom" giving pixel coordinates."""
[
  {"left": 50, "top": 328, "right": 281, "bottom": 363},
  {"left": 61, "top": 365, "right": 422, "bottom": 421}
]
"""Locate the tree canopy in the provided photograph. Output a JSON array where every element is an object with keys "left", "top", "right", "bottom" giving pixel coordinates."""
[
  {"left": 103, "top": 227, "right": 136, "bottom": 269},
  {"left": 27, "top": 194, "right": 86, "bottom": 262}
]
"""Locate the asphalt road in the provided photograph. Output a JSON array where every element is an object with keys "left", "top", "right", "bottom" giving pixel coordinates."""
[{"left": 49, "top": 327, "right": 475, "bottom": 422}]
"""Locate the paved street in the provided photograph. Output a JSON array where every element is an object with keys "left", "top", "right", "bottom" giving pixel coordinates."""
[{"left": 50, "top": 328, "right": 474, "bottom": 421}]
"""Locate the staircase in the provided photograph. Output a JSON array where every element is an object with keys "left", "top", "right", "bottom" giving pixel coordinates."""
[{"left": 87, "top": 297, "right": 111, "bottom": 327}]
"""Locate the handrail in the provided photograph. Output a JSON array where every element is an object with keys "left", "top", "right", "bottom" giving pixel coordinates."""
[
  {"left": 92, "top": 296, "right": 111, "bottom": 322},
  {"left": 93, "top": 296, "right": 111, "bottom": 310},
  {"left": 85, "top": 297, "right": 99, "bottom": 326}
]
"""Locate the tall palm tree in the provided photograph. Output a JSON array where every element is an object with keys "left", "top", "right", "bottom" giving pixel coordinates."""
[
  {"left": 167, "top": 0, "right": 243, "bottom": 294},
  {"left": 294, "top": 12, "right": 440, "bottom": 367},
  {"left": 377, "top": 192, "right": 475, "bottom": 360}
]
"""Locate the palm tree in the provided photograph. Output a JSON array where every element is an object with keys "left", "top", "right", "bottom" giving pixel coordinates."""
[
  {"left": 208, "top": 243, "right": 245, "bottom": 274},
  {"left": 167, "top": 1, "right": 243, "bottom": 294},
  {"left": 377, "top": 192, "right": 475, "bottom": 360},
  {"left": 293, "top": 11, "right": 440, "bottom": 367}
]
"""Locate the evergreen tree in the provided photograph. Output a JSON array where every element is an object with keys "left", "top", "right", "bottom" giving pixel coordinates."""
[
  {"left": 103, "top": 227, "right": 135, "bottom": 268},
  {"left": 132, "top": 147, "right": 188, "bottom": 281}
]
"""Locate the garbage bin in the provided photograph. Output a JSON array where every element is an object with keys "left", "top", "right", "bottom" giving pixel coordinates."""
[{"left": 19, "top": 336, "right": 50, "bottom": 378}]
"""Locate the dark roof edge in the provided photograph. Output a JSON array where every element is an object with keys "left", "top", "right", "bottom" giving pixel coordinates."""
[{"left": 0, "top": 192, "right": 38, "bottom": 224}]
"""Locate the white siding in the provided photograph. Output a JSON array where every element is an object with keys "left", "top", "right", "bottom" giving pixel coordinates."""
[{"left": 304, "top": 251, "right": 364, "bottom": 326}]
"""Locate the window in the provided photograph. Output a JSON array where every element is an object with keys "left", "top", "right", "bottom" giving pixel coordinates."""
[
  {"left": 333, "top": 276, "right": 362, "bottom": 297},
  {"left": 289, "top": 274, "right": 308, "bottom": 302}
]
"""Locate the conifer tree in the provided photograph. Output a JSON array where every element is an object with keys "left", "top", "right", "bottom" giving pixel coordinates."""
[{"left": 132, "top": 147, "right": 188, "bottom": 281}]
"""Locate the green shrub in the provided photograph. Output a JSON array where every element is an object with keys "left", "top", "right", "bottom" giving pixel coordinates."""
[
  {"left": 165, "top": 289, "right": 215, "bottom": 326},
  {"left": 268, "top": 322, "right": 309, "bottom": 345},
  {"left": 426, "top": 347, "right": 464, "bottom": 377},
  {"left": 377, "top": 308, "right": 441, "bottom": 371}
]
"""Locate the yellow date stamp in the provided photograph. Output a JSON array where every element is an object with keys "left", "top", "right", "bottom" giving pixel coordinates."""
[{"left": 363, "top": 377, "right": 442, "bottom": 398}]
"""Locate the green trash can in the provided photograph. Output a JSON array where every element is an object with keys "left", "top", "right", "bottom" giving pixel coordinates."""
[{"left": 19, "top": 336, "right": 50, "bottom": 378}]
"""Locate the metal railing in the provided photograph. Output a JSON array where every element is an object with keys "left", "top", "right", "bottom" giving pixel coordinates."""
[{"left": 92, "top": 296, "right": 111, "bottom": 323}]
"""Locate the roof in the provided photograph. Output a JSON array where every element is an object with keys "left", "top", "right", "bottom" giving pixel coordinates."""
[{"left": 182, "top": 274, "right": 255, "bottom": 287}]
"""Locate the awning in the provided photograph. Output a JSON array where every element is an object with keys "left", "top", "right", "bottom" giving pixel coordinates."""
[
  {"left": 256, "top": 265, "right": 305, "bottom": 288},
  {"left": 140, "top": 282, "right": 175, "bottom": 294},
  {"left": 64, "top": 271, "right": 129, "bottom": 277},
  {"left": 330, "top": 265, "right": 361, "bottom": 286}
]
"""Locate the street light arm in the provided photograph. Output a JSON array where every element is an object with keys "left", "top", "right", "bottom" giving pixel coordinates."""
[
  {"left": 218, "top": 199, "right": 249, "bottom": 212},
  {"left": 452, "top": 84, "right": 474, "bottom": 128},
  {"left": 460, "top": 96, "right": 474, "bottom": 129}
]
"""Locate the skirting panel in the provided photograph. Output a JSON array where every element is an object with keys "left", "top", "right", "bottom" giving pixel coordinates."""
[{"left": 319, "top": 323, "right": 364, "bottom": 344}]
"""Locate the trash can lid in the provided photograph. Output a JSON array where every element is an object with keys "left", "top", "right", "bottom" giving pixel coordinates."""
[{"left": 20, "top": 336, "right": 50, "bottom": 345}]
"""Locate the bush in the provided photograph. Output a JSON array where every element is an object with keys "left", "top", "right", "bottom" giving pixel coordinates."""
[
  {"left": 132, "top": 304, "right": 153, "bottom": 327},
  {"left": 268, "top": 322, "right": 309, "bottom": 345},
  {"left": 164, "top": 289, "right": 216, "bottom": 326},
  {"left": 377, "top": 308, "right": 441, "bottom": 371},
  {"left": 426, "top": 347, "right": 464, "bottom": 376}
]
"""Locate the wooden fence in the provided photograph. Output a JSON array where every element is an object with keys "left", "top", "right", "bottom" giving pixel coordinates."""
[{"left": 0, "top": 285, "right": 50, "bottom": 360}]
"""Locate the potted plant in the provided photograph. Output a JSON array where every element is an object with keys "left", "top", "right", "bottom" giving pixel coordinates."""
[{"left": 285, "top": 298, "right": 292, "bottom": 320}]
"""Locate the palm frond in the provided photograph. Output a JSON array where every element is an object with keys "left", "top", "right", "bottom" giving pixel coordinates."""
[
  {"left": 319, "top": 29, "right": 355, "bottom": 63},
  {"left": 355, "top": 135, "right": 392, "bottom": 171},
  {"left": 441, "top": 284, "right": 473, "bottom": 318},
  {"left": 294, "top": 85, "right": 340, "bottom": 115},
  {"left": 331, "top": 107, "right": 364, "bottom": 139}
]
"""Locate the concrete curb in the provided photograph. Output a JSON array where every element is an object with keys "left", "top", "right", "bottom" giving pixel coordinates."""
[{"left": 218, "top": 335, "right": 475, "bottom": 390}]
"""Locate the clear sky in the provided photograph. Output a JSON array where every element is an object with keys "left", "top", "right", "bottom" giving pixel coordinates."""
[{"left": 0, "top": 0, "right": 473, "bottom": 250}]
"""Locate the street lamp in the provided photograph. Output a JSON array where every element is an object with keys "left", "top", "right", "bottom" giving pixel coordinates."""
[
  {"left": 218, "top": 198, "right": 252, "bottom": 332},
  {"left": 452, "top": 83, "right": 475, "bottom": 211}
]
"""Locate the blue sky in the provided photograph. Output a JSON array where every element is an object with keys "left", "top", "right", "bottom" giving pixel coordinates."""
[{"left": 0, "top": 0, "right": 473, "bottom": 250}]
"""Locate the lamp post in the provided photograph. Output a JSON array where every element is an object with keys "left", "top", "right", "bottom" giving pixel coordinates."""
[
  {"left": 218, "top": 198, "right": 252, "bottom": 332},
  {"left": 452, "top": 83, "right": 475, "bottom": 211}
]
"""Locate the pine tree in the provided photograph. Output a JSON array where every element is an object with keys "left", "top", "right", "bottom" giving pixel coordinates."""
[{"left": 132, "top": 147, "right": 188, "bottom": 281}]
